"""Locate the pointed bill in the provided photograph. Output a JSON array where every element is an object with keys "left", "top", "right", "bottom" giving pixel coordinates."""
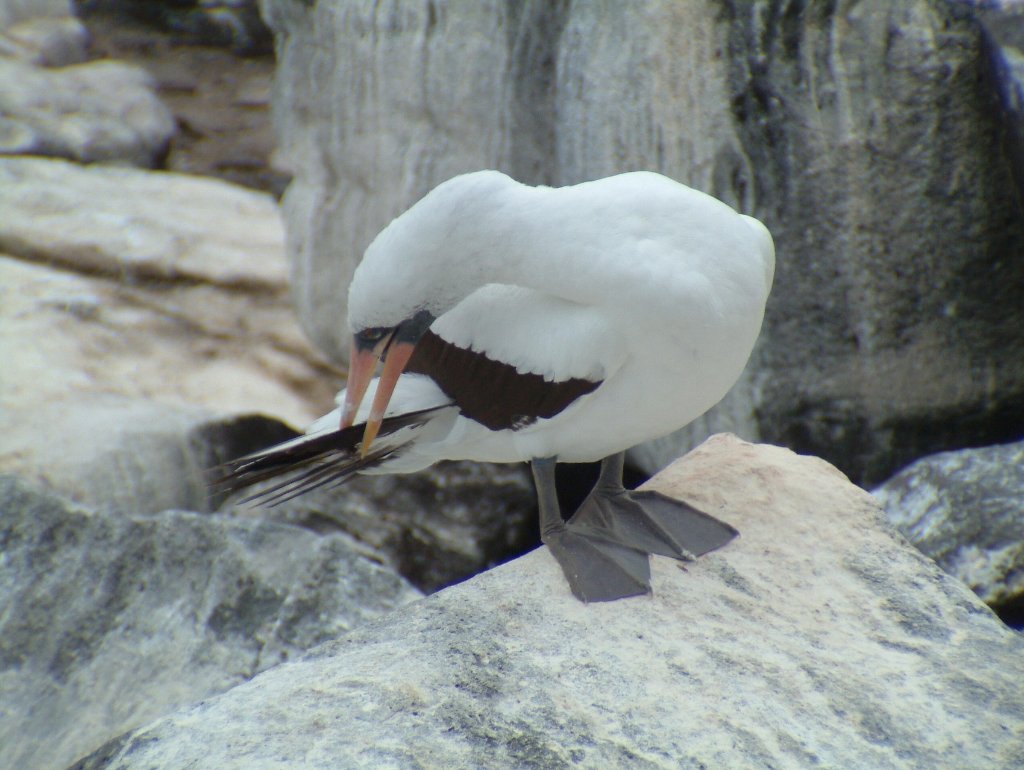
[
  {"left": 360, "top": 340, "right": 417, "bottom": 457},
  {"left": 340, "top": 337, "right": 387, "bottom": 429}
]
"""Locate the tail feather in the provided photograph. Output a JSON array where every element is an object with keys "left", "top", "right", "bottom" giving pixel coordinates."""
[{"left": 214, "top": 405, "right": 448, "bottom": 507}]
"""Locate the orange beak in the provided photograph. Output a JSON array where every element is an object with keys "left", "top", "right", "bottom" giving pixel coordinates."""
[
  {"left": 359, "top": 339, "right": 416, "bottom": 456},
  {"left": 340, "top": 337, "right": 386, "bottom": 430},
  {"left": 342, "top": 311, "right": 432, "bottom": 458}
]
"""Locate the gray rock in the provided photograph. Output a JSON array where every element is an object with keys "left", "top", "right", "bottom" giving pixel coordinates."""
[
  {"left": 0, "top": 0, "right": 73, "bottom": 28},
  {"left": 0, "top": 155, "right": 287, "bottom": 286},
  {"left": 0, "top": 14, "right": 89, "bottom": 66},
  {"left": 262, "top": 0, "right": 1024, "bottom": 485},
  {"left": 966, "top": 0, "right": 1024, "bottom": 196},
  {"left": 71, "top": 436, "right": 1024, "bottom": 770},
  {"left": 81, "top": 0, "right": 274, "bottom": 55},
  {"left": 1, "top": 392, "right": 301, "bottom": 515},
  {"left": 727, "top": 1, "right": 1024, "bottom": 484},
  {"left": 0, "top": 57, "right": 176, "bottom": 166},
  {"left": 0, "top": 475, "right": 420, "bottom": 770},
  {"left": 873, "top": 440, "right": 1024, "bottom": 620},
  {"left": 263, "top": 0, "right": 513, "bottom": 363},
  {"left": 229, "top": 458, "right": 538, "bottom": 593}
]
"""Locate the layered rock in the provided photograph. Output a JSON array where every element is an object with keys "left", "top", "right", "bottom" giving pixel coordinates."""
[
  {"left": 874, "top": 440, "right": 1024, "bottom": 622},
  {"left": 0, "top": 156, "right": 336, "bottom": 420}
]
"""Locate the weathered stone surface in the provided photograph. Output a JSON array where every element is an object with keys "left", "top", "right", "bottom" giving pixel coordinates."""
[
  {"left": 1, "top": 392, "right": 303, "bottom": 515},
  {"left": 725, "top": 1, "right": 1024, "bottom": 484},
  {"left": 81, "top": 0, "right": 273, "bottom": 55},
  {"left": 0, "top": 158, "right": 338, "bottom": 433},
  {"left": 0, "top": 56, "right": 176, "bottom": 165},
  {"left": 0, "top": 475, "right": 420, "bottom": 770},
  {"left": 0, "top": 13, "right": 88, "bottom": 66},
  {"left": 873, "top": 440, "right": 1024, "bottom": 621},
  {"left": 0, "top": 0, "right": 72, "bottom": 28},
  {"left": 78, "top": 7, "right": 284, "bottom": 194},
  {"left": 0, "top": 156, "right": 284, "bottom": 285},
  {"left": 263, "top": 0, "right": 1024, "bottom": 485},
  {"left": 73, "top": 436, "right": 1024, "bottom": 770},
  {"left": 228, "top": 456, "right": 538, "bottom": 593},
  {"left": 969, "top": 0, "right": 1024, "bottom": 198}
]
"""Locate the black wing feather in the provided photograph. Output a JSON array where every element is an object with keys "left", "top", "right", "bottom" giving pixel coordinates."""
[{"left": 213, "top": 406, "right": 446, "bottom": 506}]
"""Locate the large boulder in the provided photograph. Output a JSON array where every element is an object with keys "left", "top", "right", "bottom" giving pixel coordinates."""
[
  {"left": 0, "top": 476, "right": 420, "bottom": 770},
  {"left": 71, "top": 436, "right": 1024, "bottom": 769},
  {"left": 261, "top": 0, "right": 1024, "bottom": 484},
  {"left": 873, "top": 439, "right": 1024, "bottom": 623}
]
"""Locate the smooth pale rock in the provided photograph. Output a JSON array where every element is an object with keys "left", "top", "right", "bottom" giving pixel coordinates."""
[
  {"left": 228, "top": 454, "right": 538, "bottom": 593},
  {"left": 0, "top": 156, "right": 286, "bottom": 286},
  {"left": 873, "top": 440, "right": 1024, "bottom": 619},
  {"left": 263, "top": 0, "right": 1024, "bottom": 485},
  {"left": 0, "top": 159, "right": 338, "bottom": 432},
  {"left": 73, "top": 436, "right": 1024, "bottom": 770},
  {"left": 0, "top": 255, "right": 332, "bottom": 436},
  {"left": 1, "top": 392, "right": 301, "bottom": 515},
  {"left": 0, "top": 475, "right": 420, "bottom": 770},
  {"left": 0, "top": 57, "right": 176, "bottom": 166}
]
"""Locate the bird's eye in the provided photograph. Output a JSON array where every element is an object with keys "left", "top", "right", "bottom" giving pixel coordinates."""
[{"left": 360, "top": 328, "right": 387, "bottom": 343}]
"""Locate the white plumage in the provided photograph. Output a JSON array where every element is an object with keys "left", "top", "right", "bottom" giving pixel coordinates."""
[{"left": 349, "top": 170, "right": 772, "bottom": 463}]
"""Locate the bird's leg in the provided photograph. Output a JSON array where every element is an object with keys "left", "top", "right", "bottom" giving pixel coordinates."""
[
  {"left": 567, "top": 452, "right": 738, "bottom": 562},
  {"left": 531, "top": 457, "right": 651, "bottom": 603}
]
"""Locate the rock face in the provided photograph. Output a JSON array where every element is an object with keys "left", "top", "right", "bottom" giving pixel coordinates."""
[
  {"left": 874, "top": 440, "right": 1024, "bottom": 623},
  {"left": 72, "top": 436, "right": 1024, "bottom": 770},
  {"left": 262, "top": 0, "right": 1024, "bottom": 484},
  {"left": 0, "top": 475, "right": 421, "bottom": 770},
  {"left": 727, "top": 2, "right": 1024, "bottom": 484}
]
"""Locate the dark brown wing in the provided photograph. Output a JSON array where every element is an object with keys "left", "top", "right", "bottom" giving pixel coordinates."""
[{"left": 405, "top": 329, "right": 601, "bottom": 432}]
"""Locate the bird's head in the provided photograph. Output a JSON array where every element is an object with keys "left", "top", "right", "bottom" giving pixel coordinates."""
[
  {"left": 340, "top": 170, "right": 522, "bottom": 455},
  {"left": 339, "top": 308, "right": 434, "bottom": 454}
]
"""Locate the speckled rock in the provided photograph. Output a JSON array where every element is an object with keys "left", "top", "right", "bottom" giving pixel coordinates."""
[
  {"left": 227, "top": 455, "right": 538, "bottom": 594},
  {"left": 0, "top": 475, "right": 420, "bottom": 770},
  {"left": 873, "top": 440, "right": 1024, "bottom": 621},
  {"left": 72, "top": 436, "right": 1024, "bottom": 770}
]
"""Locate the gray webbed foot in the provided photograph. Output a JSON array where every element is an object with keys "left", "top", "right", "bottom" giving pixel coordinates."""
[{"left": 532, "top": 453, "right": 738, "bottom": 603}]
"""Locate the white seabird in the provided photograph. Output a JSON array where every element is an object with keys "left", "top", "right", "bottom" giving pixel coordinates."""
[{"left": 223, "top": 170, "right": 775, "bottom": 602}]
